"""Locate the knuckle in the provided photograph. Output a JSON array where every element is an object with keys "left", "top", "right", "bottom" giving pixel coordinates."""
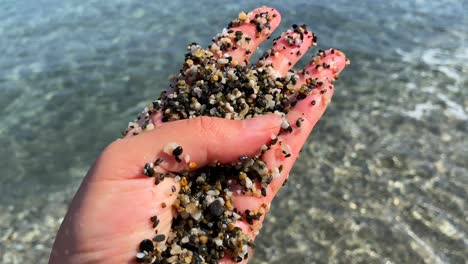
[
  {"left": 100, "top": 138, "right": 127, "bottom": 162},
  {"left": 102, "top": 139, "right": 122, "bottom": 156}
]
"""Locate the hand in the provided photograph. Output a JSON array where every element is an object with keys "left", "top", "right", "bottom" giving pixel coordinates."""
[{"left": 49, "top": 6, "right": 347, "bottom": 264}]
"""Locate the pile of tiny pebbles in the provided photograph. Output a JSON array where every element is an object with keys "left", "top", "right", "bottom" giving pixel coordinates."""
[{"left": 124, "top": 10, "right": 340, "bottom": 264}]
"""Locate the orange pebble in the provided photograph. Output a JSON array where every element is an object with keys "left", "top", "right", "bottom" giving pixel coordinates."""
[
  {"left": 180, "top": 177, "right": 188, "bottom": 187},
  {"left": 188, "top": 161, "right": 198, "bottom": 169}
]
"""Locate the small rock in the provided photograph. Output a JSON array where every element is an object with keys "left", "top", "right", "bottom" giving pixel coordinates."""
[{"left": 208, "top": 200, "right": 224, "bottom": 217}]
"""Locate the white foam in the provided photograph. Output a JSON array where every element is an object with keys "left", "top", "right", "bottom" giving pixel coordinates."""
[
  {"left": 436, "top": 93, "right": 468, "bottom": 121},
  {"left": 438, "top": 65, "right": 462, "bottom": 84},
  {"left": 397, "top": 46, "right": 467, "bottom": 121},
  {"left": 401, "top": 84, "right": 468, "bottom": 121},
  {"left": 402, "top": 102, "right": 438, "bottom": 120}
]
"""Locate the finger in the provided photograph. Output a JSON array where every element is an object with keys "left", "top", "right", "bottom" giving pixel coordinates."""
[
  {"left": 210, "top": 6, "right": 281, "bottom": 65},
  {"left": 100, "top": 114, "right": 282, "bottom": 180},
  {"left": 231, "top": 49, "right": 348, "bottom": 213},
  {"left": 256, "top": 24, "right": 316, "bottom": 76},
  {"left": 223, "top": 51, "right": 348, "bottom": 263},
  {"left": 279, "top": 49, "right": 349, "bottom": 160}
]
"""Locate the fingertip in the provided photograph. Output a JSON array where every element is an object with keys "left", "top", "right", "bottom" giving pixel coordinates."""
[
  {"left": 305, "top": 49, "right": 349, "bottom": 83},
  {"left": 252, "top": 6, "right": 281, "bottom": 28},
  {"left": 326, "top": 48, "right": 349, "bottom": 76},
  {"left": 221, "top": 7, "right": 281, "bottom": 63}
]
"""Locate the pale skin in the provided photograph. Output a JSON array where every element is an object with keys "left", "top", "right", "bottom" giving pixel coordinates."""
[{"left": 49, "top": 6, "right": 347, "bottom": 264}]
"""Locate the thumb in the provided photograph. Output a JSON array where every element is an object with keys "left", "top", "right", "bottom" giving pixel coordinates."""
[{"left": 99, "top": 114, "right": 282, "bottom": 179}]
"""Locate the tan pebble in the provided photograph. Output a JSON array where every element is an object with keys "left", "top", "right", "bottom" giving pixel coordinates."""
[
  {"left": 434, "top": 161, "right": 447, "bottom": 174},
  {"left": 239, "top": 172, "right": 247, "bottom": 180},
  {"left": 227, "top": 223, "right": 236, "bottom": 231},
  {"left": 412, "top": 210, "right": 422, "bottom": 220},
  {"left": 167, "top": 255, "right": 178, "bottom": 263},
  {"left": 199, "top": 235, "right": 208, "bottom": 244},
  {"left": 225, "top": 200, "right": 232, "bottom": 210},
  {"left": 238, "top": 11, "right": 248, "bottom": 21},
  {"left": 194, "top": 49, "right": 203, "bottom": 58}
]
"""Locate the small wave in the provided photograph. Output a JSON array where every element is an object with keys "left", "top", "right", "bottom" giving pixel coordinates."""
[
  {"left": 401, "top": 84, "right": 467, "bottom": 121},
  {"left": 396, "top": 47, "right": 467, "bottom": 86},
  {"left": 402, "top": 102, "right": 438, "bottom": 120},
  {"left": 436, "top": 93, "right": 468, "bottom": 121},
  {"left": 396, "top": 46, "right": 467, "bottom": 121}
]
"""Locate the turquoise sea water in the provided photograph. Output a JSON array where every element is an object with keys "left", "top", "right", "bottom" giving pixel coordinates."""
[{"left": 1, "top": 0, "right": 467, "bottom": 263}]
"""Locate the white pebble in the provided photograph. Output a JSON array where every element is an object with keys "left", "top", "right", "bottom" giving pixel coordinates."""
[
  {"left": 217, "top": 58, "right": 229, "bottom": 64},
  {"left": 163, "top": 142, "right": 179, "bottom": 155},
  {"left": 167, "top": 255, "right": 179, "bottom": 263},
  {"left": 281, "top": 118, "right": 290, "bottom": 129},
  {"left": 245, "top": 177, "right": 253, "bottom": 189},
  {"left": 181, "top": 236, "right": 189, "bottom": 244},
  {"left": 145, "top": 123, "right": 154, "bottom": 131},
  {"left": 272, "top": 167, "right": 281, "bottom": 178},
  {"left": 192, "top": 209, "right": 202, "bottom": 220},
  {"left": 213, "top": 237, "right": 223, "bottom": 246},
  {"left": 232, "top": 212, "right": 241, "bottom": 220}
]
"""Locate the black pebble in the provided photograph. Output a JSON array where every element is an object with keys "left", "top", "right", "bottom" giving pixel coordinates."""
[
  {"left": 150, "top": 216, "right": 160, "bottom": 228},
  {"left": 139, "top": 239, "right": 154, "bottom": 252},
  {"left": 208, "top": 200, "right": 224, "bottom": 217},
  {"left": 172, "top": 146, "right": 183, "bottom": 156},
  {"left": 143, "top": 163, "right": 155, "bottom": 177},
  {"left": 153, "top": 234, "right": 166, "bottom": 242},
  {"left": 296, "top": 93, "right": 307, "bottom": 100},
  {"left": 296, "top": 119, "right": 302, "bottom": 128},
  {"left": 256, "top": 97, "right": 267, "bottom": 107}
]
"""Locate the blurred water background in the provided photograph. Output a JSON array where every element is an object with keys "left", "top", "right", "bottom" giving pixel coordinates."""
[{"left": 0, "top": 0, "right": 467, "bottom": 263}]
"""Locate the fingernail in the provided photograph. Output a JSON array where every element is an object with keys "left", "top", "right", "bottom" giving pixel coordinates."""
[{"left": 243, "top": 114, "right": 281, "bottom": 131}]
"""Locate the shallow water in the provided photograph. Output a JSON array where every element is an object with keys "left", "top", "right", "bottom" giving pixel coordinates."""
[{"left": 1, "top": 0, "right": 467, "bottom": 263}]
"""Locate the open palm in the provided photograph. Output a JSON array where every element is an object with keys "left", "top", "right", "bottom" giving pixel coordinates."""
[{"left": 50, "top": 6, "right": 347, "bottom": 264}]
